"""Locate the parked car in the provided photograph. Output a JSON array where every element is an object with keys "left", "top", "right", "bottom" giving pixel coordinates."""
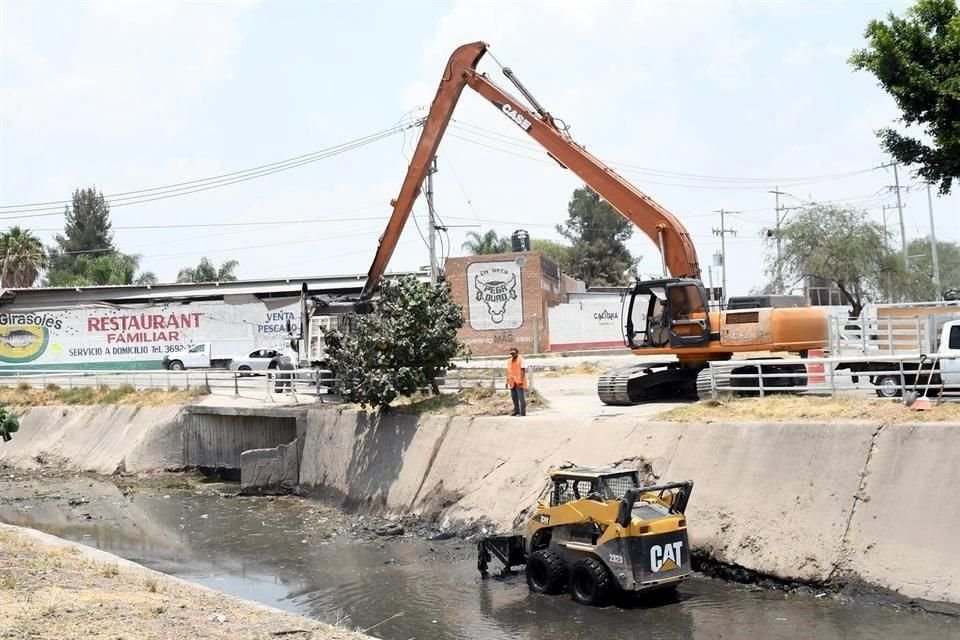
[{"left": 229, "top": 348, "right": 286, "bottom": 375}]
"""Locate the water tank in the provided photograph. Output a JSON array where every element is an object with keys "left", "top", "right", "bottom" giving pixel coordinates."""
[{"left": 511, "top": 229, "right": 531, "bottom": 252}]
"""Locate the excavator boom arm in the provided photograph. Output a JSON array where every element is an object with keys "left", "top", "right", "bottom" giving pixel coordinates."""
[{"left": 361, "top": 41, "right": 700, "bottom": 300}]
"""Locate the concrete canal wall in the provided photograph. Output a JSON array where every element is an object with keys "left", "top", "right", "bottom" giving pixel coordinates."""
[
  {"left": 2, "top": 402, "right": 957, "bottom": 605},
  {"left": 296, "top": 408, "right": 959, "bottom": 606}
]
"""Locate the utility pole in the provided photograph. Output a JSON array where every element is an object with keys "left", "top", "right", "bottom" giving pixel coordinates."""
[
  {"left": 881, "top": 204, "right": 896, "bottom": 239},
  {"left": 926, "top": 183, "right": 942, "bottom": 300},
  {"left": 768, "top": 188, "right": 800, "bottom": 294},
  {"left": 880, "top": 204, "right": 898, "bottom": 302},
  {"left": 425, "top": 157, "right": 438, "bottom": 285},
  {"left": 712, "top": 209, "right": 738, "bottom": 306},
  {"left": 770, "top": 188, "right": 784, "bottom": 295},
  {"left": 881, "top": 161, "right": 908, "bottom": 269}
]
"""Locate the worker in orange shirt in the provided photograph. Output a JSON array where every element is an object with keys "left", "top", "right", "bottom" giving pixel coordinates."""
[{"left": 506, "top": 347, "right": 527, "bottom": 417}]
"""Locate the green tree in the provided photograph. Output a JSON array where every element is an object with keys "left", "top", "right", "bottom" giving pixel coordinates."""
[
  {"left": 45, "top": 252, "right": 155, "bottom": 287},
  {"left": 557, "top": 186, "right": 636, "bottom": 286},
  {"left": 767, "top": 205, "right": 900, "bottom": 316},
  {"left": 461, "top": 229, "right": 511, "bottom": 255},
  {"left": 176, "top": 257, "right": 239, "bottom": 283},
  {"left": 531, "top": 238, "right": 572, "bottom": 270},
  {"left": 891, "top": 237, "right": 960, "bottom": 300},
  {"left": 0, "top": 227, "right": 45, "bottom": 288},
  {"left": 325, "top": 276, "right": 465, "bottom": 409},
  {"left": 47, "top": 187, "right": 115, "bottom": 276},
  {"left": 849, "top": 0, "right": 960, "bottom": 194},
  {"left": 43, "top": 187, "right": 155, "bottom": 286}
]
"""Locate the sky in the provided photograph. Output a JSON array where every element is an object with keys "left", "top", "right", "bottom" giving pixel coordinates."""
[{"left": 1, "top": 0, "right": 957, "bottom": 297}]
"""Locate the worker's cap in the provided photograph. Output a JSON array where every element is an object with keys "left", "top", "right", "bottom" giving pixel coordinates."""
[{"left": 509, "top": 347, "right": 518, "bottom": 354}]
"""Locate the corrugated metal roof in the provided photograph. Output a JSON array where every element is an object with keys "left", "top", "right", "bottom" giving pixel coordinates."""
[{"left": 0, "top": 271, "right": 430, "bottom": 309}]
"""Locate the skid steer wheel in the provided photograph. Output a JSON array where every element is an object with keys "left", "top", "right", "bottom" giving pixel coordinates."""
[
  {"left": 569, "top": 557, "right": 612, "bottom": 606},
  {"left": 526, "top": 549, "right": 566, "bottom": 595}
]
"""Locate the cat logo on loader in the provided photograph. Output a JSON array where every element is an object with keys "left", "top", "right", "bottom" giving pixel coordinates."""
[{"left": 477, "top": 467, "right": 693, "bottom": 606}]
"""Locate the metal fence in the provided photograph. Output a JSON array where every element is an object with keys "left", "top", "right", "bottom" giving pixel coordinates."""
[
  {"left": 700, "top": 353, "right": 960, "bottom": 400},
  {"left": 0, "top": 368, "right": 335, "bottom": 404},
  {"left": 0, "top": 366, "right": 534, "bottom": 404},
  {"left": 827, "top": 312, "right": 959, "bottom": 357}
]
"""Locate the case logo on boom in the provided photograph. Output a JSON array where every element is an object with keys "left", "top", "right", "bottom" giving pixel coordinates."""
[
  {"left": 495, "top": 102, "right": 532, "bottom": 132},
  {"left": 650, "top": 541, "right": 684, "bottom": 573}
]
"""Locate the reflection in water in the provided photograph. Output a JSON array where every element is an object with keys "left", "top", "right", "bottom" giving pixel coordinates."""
[{"left": 1, "top": 479, "right": 957, "bottom": 640}]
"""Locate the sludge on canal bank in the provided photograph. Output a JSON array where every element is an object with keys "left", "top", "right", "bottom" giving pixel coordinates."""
[{"left": 1, "top": 401, "right": 958, "bottom": 610}]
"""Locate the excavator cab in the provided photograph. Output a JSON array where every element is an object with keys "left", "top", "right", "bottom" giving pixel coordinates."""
[{"left": 625, "top": 279, "right": 712, "bottom": 350}]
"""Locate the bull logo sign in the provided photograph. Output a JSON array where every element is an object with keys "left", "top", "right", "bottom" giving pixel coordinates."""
[{"left": 467, "top": 262, "right": 523, "bottom": 330}]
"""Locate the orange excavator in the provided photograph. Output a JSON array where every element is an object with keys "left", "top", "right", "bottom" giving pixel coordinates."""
[{"left": 358, "top": 41, "right": 828, "bottom": 404}]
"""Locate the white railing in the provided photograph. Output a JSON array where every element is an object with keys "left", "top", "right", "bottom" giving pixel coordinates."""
[
  {"left": 700, "top": 354, "right": 960, "bottom": 400},
  {"left": 827, "top": 312, "right": 960, "bottom": 357}
]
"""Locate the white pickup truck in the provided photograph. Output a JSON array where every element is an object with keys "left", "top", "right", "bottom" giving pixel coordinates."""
[
  {"left": 162, "top": 342, "right": 243, "bottom": 371},
  {"left": 837, "top": 319, "right": 960, "bottom": 398}
]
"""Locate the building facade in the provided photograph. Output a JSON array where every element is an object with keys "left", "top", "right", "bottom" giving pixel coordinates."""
[
  {"left": 444, "top": 252, "right": 566, "bottom": 357},
  {"left": 0, "top": 272, "right": 426, "bottom": 370}
]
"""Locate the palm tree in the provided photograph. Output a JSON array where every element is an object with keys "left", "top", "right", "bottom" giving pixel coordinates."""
[
  {"left": 461, "top": 230, "right": 511, "bottom": 255},
  {"left": 176, "top": 257, "right": 239, "bottom": 283},
  {"left": 0, "top": 227, "right": 45, "bottom": 288}
]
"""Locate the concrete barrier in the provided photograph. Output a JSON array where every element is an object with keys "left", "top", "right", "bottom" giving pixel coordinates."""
[{"left": 240, "top": 440, "right": 299, "bottom": 495}]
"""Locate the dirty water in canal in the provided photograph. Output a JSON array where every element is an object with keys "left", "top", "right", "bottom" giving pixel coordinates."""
[{"left": 0, "top": 470, "right": 956, "bottom": 640}]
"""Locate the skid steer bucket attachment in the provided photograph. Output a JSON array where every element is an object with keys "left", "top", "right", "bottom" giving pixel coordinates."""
[{"left": 477, "top": 535, "right": 527, "bottom": 578}]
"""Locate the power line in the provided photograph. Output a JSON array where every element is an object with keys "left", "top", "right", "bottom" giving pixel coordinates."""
[
  {"left": 31, "top": 206, "right": 386, "bottom": 232},
  {"left": 449, "top": 120, "right": 880, "bottom": 185},
  {"left": 9, "top": 226, "right": 389, "bottom": 263},
  {"left": 0, "top": 120, "right": 422, "bottom": 218}
]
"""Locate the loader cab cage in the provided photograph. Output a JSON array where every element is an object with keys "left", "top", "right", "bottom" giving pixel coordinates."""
[
  {"left": 550, "top": 470, "right": 641, "bottom": 506},
  {"left": 625, "top": 278, "right": 711, "bottom": 350},
  {"left": 616, "top": 480, "right": 695, "bottom": 527}
]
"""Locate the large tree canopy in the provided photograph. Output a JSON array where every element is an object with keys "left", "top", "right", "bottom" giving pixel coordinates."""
[
  {"left": 49, "top": 187, "right": 114, "bottom": 275},
  {"left": 44, "top": 187, "right": 155, "bottom": 286},
  {"left": 768, "top": 205, "right": 900, "bottom": 316},
  {"left": 849, "top": 0, "right": 960, "bottom": 193},
  {"left": 531, "top": 238, "right": 572, "bottom": 270},
  {"left": 557, "top": 187, "right": 636, "bottom": 286},
  {"left": 46, "top": 252, "right": 156, "bottom": 287},
  {"left": 325, "top": 276, "right": 465, "bottom": 409}
]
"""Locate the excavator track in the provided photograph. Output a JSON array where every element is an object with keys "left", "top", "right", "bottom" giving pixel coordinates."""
[
  {"left": 695, "top": 361, "right": 807, "bottom": 400},
  {"left": 597, "top": 362, "right": 700, "bottom": 406},
  {"left": 696, "top": 366, "right": 731, "bottom": 400}
]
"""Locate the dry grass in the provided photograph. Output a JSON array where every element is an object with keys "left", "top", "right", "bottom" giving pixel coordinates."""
[
  {"left": 0, "top": 525, "right": 366, "bottom": 639},
  {"left": 0, "top": 384, "right": 207, "bottom": 407},
  {"left": 659, "top": 395, "right": 960, "bottom": 423},
  {"left": 395, "top": 387, "right": 550, "bottom": 416},
  {"left": 540, "top": 362, "right": 606, "bottom": 377}
]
